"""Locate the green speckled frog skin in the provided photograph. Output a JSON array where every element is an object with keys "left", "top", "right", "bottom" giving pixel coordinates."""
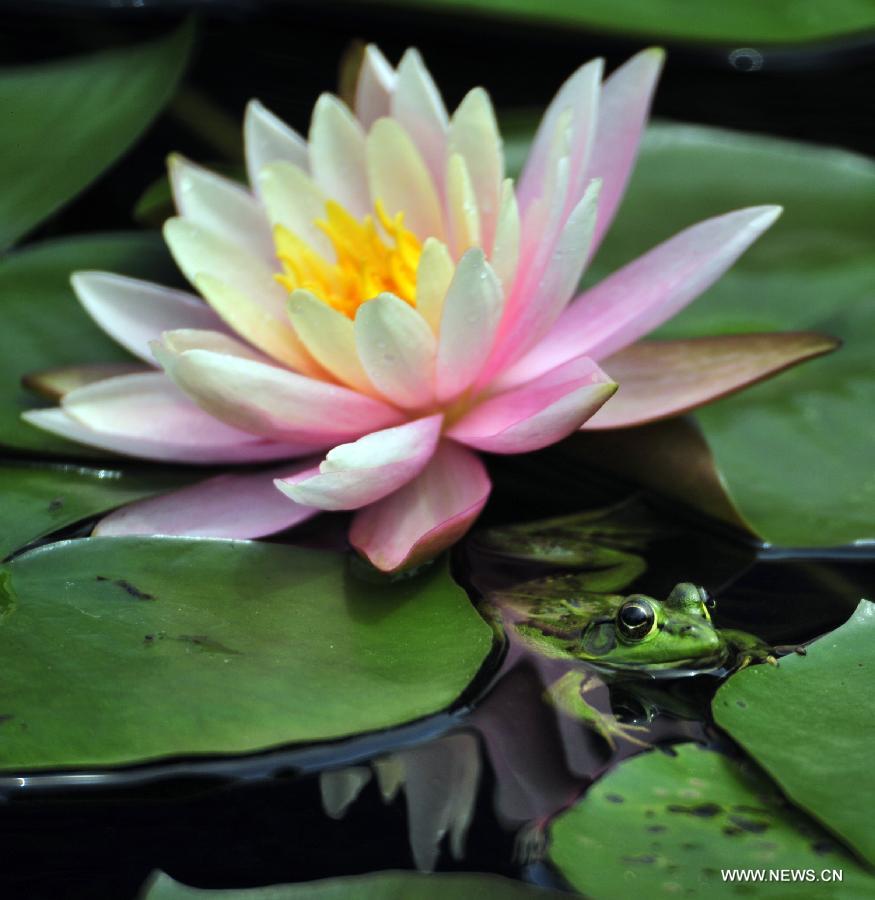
[{"left": 484, "top": 578, "right": 776, "bottom": 747}]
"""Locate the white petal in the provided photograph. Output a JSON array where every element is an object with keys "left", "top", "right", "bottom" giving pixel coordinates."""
[
  {"left": 366, "top": 117, "right": 444, "bottom": 240},
  {"left": 163, "top": 216, "right": 316, "bottom": 372},
  {"left": 435, "top": 249, "right": 504, "bottom": 403},
  {"left": 448, "top": 88, "right": 503, "bottom": 250},
  {"left": 354, "top": 44, "right": 397, "bottom": 129},
  {"left": 276, "top": 414, "right": 443, "bottom": 510},
  {"left": 287, "top": 290, "right": 374, "bottom": 394},
  {"left": 415, "top": 238, "right": 455, "bottom": 334},
  {"left": 244, "top": 99, "right": 309, "bottom": 190},
  {"left": 355, "top": 293, "right": 436, "bottom": 409},
  {"left": 309, "top": 94, "right": 370, "bottom": 216},
  {"left": 72, "top": 271, "right": 224, "bottom": 364},
  {"left": 445, "top": 153, "right": 481, "bottom": 258},
  {"left": 168, "top": 154, "right": 273, "bottom": 260},
  {"left": 156, "top": 342, "right": 403, "bottom": 444},
  {"left": 257, "top": 162, "right": 333, "bottom": 260}
]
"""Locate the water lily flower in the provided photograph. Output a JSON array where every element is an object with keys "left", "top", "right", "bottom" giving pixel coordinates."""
[{"left": 24, "top": 46, "right": 832, "bottom": 572}]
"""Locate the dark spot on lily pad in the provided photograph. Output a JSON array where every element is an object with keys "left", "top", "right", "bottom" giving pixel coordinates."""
[
  {"left": 667, "top": 803, "right": 721, "bottom": 817},
  {"left": 728, "top": 815, "right": 769, "bottom": 834},
  {"left": 48, "top": 497, "right": 64, "bottom": 512},
  {"left": 735, "top": 699, "right": 747, "bottom": 709},
  {"left": 723, "top": 826, "right": 744, "bottom": 836},
  {"left": 621, "top": 855, "right": 655, "bottom": 864},
  {"left": 176, "top": 634, "right": 240, "bottom": 655},
  {"left": 682, "top": 842, "right": 701, "bottom": 851},
  {"left": 0, "top": 714, "right": 13, "bottom": 726},
  {"left": 812, "top": 840, "right": 836, "bottom": 855},
  {"left": 646, "top": 825, "right": 666, "bottom": 833},
  {"left": 97, "top": 576, "right": 155, "bottom": 601},
  {"left": 605, "top": 794, "right": 624, "bottom": 803}
]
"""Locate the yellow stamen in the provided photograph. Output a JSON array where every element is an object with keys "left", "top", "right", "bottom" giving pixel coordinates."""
[{"left": 274, "top": 198, "right": 422, "bottom": 317}]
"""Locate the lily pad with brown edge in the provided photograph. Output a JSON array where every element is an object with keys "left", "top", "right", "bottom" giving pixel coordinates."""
[
  {"left": 0, "top": 462, "right": 199, "bottom": 561},
  {"left": 583, "top": 122, "right": 875, "bottom": 548},
  {"left": 0, "top": 538, "right": 493, "bottom": 771},
  {"left": 548, "top": 742, "right": 875, "bottom": 898},
  {"left": 714, "top": 599, "right": 875, "bottom": 867},
  {"left": 141, "top": 870, "right": 567, "bottom": 899},
  {"left": 0, "top": 233, "right": 180, "bottom": 456}
]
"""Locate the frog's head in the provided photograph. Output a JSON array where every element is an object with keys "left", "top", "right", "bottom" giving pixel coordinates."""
[{"left": 577, "top": 583, "right": 727, "bottom": 672}]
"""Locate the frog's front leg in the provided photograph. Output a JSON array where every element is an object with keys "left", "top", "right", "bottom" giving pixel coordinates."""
[
  {"left": 721, "top": 629, "right": 778, "bottom": 670},
  {"left": 545, "top": 671, "right": 650, "bottom": 750}
]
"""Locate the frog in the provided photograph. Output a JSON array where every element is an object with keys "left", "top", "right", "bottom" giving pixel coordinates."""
[{"left": 483, "top": 577, "right": 777, "bottom": 748}]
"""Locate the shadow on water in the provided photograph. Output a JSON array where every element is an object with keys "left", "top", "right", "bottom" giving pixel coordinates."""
[{"left": 0, "top": 467, "right": 871, "bottom": 899}]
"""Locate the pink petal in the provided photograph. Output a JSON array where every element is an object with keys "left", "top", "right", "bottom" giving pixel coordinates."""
[
  {"left": 391, "top": 48, "right": 448, "bottom": 194},
  {"left": 448, "top": 355, "right": 616, "bottom": 454},
  {"left": 486, "top": 179, "right": 600, "bottom": 381},
  {"left": 586, "top": 48, "right": 665, "bottom": 252},
  {"left": 72, "top": 272, "right": 225, "bottom": 364},
  {"left": 354, "top": 44, "right": 397, "bottom": 129},
  {"left": 22, "top": 408, "right": 302, "bottom": 464},
  {"left": 275, "top": 414, "right": 443, "bottom": 511},
  {"left": 94, "top": 462, "right": 319, "bottom": 538},
  {"left": 244, "top": 99, "right": 309, "bottom": 190},
  {"left": 435, "top": 249, "right": 504, "bottom": 403},
  {"left": 349, "top": 441, "right": 491, "bottom": 573},
  {"left": 517, "top": 58, "right": 603, "bottom": 215},
  {"left": 584, "top": 332, "right": 839, "bottom": 430},
  {"left": 496, "top": 205, "right": 782, "bottom": 389},
  {"left": 155, "top": 341, "right": 404, "bottom": 445}
]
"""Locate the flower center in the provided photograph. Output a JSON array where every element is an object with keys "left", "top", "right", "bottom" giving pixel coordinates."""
[{"left": 274, "top": 200, "right": 422, "bottom": 318}]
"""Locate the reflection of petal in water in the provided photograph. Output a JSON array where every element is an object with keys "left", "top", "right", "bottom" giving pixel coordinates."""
[
  {"left": 319, "top": 734, "right": 480, "bottom": 872},
  {"left": 373, "top": 755, "right": 404, "bottom": 803},
  {"left": 399, "top": 733, "right": 480, "bottom": 871},
  {"left": 319, "top": 766, "right": 372, "bottom": 819}
]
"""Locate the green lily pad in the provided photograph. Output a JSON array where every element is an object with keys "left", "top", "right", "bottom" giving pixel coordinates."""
[
  {"left": 549, "top": 743, "right": 875, "bottom": 898},
  {"left": 0, "top": 233, "right": 179, "bottom": 455},
  {"left": 0, "top": 462, "right": 197, "bottom": 560},
  {"left": 587, "top": 122, "right": 875, "bottom": 547},
  {"left": 0, "top": 22, "right": 192, "bottom": 250},
  {"left": 714, "top": 600, "right": 875, "bottom": 866},
  {"left": 142, "top": 870, "right": 566, "bottom": 899},
  {"left": 0, "top": 538, "right": 492, "bottom": 770},
  {"left": 382, "top": 0, "right": 875, "bottom": 44}
]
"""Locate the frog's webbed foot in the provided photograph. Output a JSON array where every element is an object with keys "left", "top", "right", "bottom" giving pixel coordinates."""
[
  {"left": 545, "top": 671, "right": 650, "bottom": 750},
  {"left": 514, "top": 818, "right": 549, "bottom": 864},
  {"left": 720, "top": 629, "right": 779, "bottom": 671}
]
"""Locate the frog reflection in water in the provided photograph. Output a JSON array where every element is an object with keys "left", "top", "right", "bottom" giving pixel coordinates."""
[{"left": 487, "top": 578, "right": 777, "bottom": 747}]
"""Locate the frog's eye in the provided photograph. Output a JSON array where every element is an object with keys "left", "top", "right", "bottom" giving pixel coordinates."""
[{"left": 616, "top": 599, "right": 657, "bottom": 642}]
